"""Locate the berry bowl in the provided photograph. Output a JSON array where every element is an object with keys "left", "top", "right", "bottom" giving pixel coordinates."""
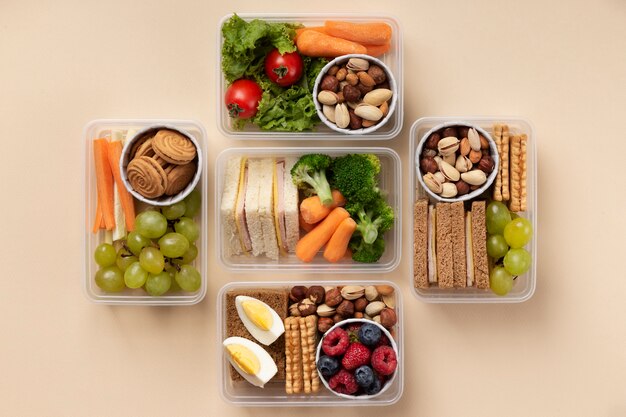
[{"left": 315, "top": 318, "right": 399, "bottom": 399}]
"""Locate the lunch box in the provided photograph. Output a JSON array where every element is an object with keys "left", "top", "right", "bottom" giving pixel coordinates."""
[
  {"left": 217, "top": 280, "right": 404, "bottom": 406},
  {"left": 82, "top": 119, "right": 208, "bottom": 305},
  {"left": 409, "top": 117, "right": 537, "bottom": 303}
]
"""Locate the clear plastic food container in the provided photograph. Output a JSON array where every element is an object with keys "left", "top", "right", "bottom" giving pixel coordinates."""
[
  {"left": 215, "top": 147, "right": 401, "bottom": 273},
  {"left": 409, "top": 117, "right": 537, "bottom": 303},
  {"left": 217, "top": 280, "right": 404, "bottom": 406},
  {"left": 82, "top": 119, "right": 208, "bottom": 305},
  {"left": 216, "top": 13, "right": 403, "bottom": 140}
]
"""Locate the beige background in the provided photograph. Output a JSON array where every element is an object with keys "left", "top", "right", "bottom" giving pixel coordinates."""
[{"left": 1, "top": 0, "right": 625, "bottom": 416}]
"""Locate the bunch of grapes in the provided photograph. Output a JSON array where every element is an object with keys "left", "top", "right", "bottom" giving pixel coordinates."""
[
  {"left": 485, "top": 201, "right": 533, "bottom": 296},
  {"left": 93, "top": 189, "right": 202, "bottom": 296}
]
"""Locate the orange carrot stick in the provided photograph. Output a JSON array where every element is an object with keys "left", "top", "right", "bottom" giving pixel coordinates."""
[
  {"left": 323, "top": 217, "right": 357, "bottom": 263},
  {"left": 363, "top": 42, "right": 391, "bottom": 57},
  {"left": 107, "top": 141, "right": 136, "bottom": 231},
  {"left": 299, "top": 212, "right": 318, "bottom": 233},
  {"left": 296, "top": 30, "right": 366, "bottom": 58},
  {"left": 324, "top": 21, "right": 392, "bottom": 46},
  {"left": 296, "top": 207, "right": 350, "bottom": 263},
  {"left": 92, "top": 200, "right": 103, "bottom": 233},
  {"left": 295, "top": 26, "right": 326, "bottom": 41},
  {"left": 93, "top": 139, "right": 115, "bottom": 230},
  {"left": 300, "top": 190, "right": 346, "bottom": 224}
]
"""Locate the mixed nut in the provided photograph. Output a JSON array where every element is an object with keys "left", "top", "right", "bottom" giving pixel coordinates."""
[
  {"left": 288, "top": 285, "right": 398, "bottom": 334},
  {"left": 419, "top": 125, "right": 495, "bottom": 198},
  {"left": 317, "top": 58, "right": 393, "bottom": 130}
]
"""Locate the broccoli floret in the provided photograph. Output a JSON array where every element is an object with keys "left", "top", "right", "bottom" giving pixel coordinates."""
[
  {"left": 346, "top": 196, "right": 395, "bottom": 245},
  {"left": 291, "top": 154, "right": 333, "bottom": 206},
  {"left": 350, "top": 235, "right": 386, "bottom": 263},
  {"left": 330, "top": 154, "right": 381, "bottom": 204}
]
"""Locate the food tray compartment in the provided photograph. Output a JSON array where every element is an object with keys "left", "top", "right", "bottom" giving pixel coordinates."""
[
  {"left": 215, "top": 147, "right": 401, "bottom": 273},
  {"left": 216, "top": 13, "right": 403, "bottom": 140},
  {"left": 217, "top": 280, "right": 404, "bottom": 406},
  {"left": 83, "top": 119, "right": 208, "bottom": 305},
  {"left": 409, "top": 117, "right": 537, "bottom": 303}
]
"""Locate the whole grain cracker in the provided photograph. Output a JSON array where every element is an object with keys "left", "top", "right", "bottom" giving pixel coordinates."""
[
  {"left": 509, "top": 135, "right": 522, "bottom": 212},
  {"left": 521, "top": 134, "right": 528, "bottom": 211},
  {"left": 493, "top": 124, "right": 503, "bottom": 201},
  {"left": 501, "top": 125, "right": 510, "bottom": 201}
]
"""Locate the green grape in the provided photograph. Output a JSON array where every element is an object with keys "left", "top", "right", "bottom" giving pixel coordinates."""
[
  {"left": 124, "top": 262, "right": 148, "bottom": 289},
  {"left": 503, "top": 248, "right": 532, "bottom": 275},
  {"left": 510, "top": 212, "right": 519, "bottom": 220},
  {"left": 145, "top": 271, "right": 171, "bottom": 296},
  {"left": 135, "top": 210, "right": 167, "bottom": 239},
  {"left": 184, "top": 189, "right": 201, "bottom": 218},
  {"left": 487, "top": 235, "right": 509, "bottom": 259},
  {"left": 503, "top": 217, "right": 533, "bottom": 248},
  {"left": 161, "top": 201, "right": 186, "bottom": 220},
  {"left": 486, "top": 201, "right": 512, "bottom": 235},
  {"left": 490, "top": 266, "right": 514, "bottom": 296},
  {"left": 139, "top": 247, "right": 165, "bottom": 274},
  {"left": 115, "top": 247, "right": 137, "bottom": 272},
  {"left": 174, "top": 217, "right": 199, "bottom": 242},
  {"left": 175, "top": 264, "right": 201, "bottom": 292},
  {"left": 158, "top": 232, "right": 189, "bottom": 258},
  {"left": 126, "top": 231, "right": 151, "bottom": 256},
  {"left": 94, "top": 243, "right": 116, "bottom": 267},
  {"left": 95, "top": 266, "right": 125, "bottom": 292},
  {"left": 172, "top": 244, "right": 198, "bottom": 265},
  {"left": 166, "top": 265, "right": 182, "bottom": 292}
]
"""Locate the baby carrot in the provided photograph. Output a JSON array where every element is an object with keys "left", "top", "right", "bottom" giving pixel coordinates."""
[
  {"left": 93, "top": 139, "right": 115, "bottom": 230},
  {"left": 323, "top": 217, "right": 357, "bottom": 263},
  {"left": 296, "top": 207, "right": 350, "bottom": 262},
  {"left": 324, "top": 21, "right": 392, "bottom": 46},
  {"left": 363, "top": 42, "right": 391, "bottom": 57},
  {"left": 300, "top": 190, "right": 346, "bottom": 224},
  {"left": 296, "top": 30, "right": 366, "bottom": 58},
  {"left": 106, "top": 140, "right": 136, "bottom": 231}
]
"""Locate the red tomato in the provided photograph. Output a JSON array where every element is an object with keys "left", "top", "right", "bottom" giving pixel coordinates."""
[
  {"left": 264, "top": 49, "right": 303, "bottom": 87},
  {"left": 224, "top": 79, "right": 263, "bottom": 119}
]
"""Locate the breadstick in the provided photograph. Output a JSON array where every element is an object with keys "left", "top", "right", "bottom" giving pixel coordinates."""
[
  {"left": 520, "top": 134, "right": 527, "bottom": 211},
  {"left": 501, "top": 125, "right": 510, "bottom": 201},
  {"left": 492, "top": 124, "right": 503, "bottom": 201}
]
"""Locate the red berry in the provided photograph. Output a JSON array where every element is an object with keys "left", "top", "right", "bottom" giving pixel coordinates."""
[
  {"left": 328, "top": 369, "right": 358, "bottom": 395},
  {"left": 322, "top": 328, "right": 349, "bottom": 356},
  {"left": 341, "top": 342, "right": 371, "bottom": 371},
  {"left": 376, "top": 334, "right": 391, "bottom": 347},
  {"left": 371, "top": 346, "right": 397, "bottom": 376}
]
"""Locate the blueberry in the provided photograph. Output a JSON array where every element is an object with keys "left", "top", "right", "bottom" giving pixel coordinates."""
[
  {"left": 317, "top": 355, "right": 340, "bottom": 378},
  {"left": 354, "top": 365, "right": 375, "bottom": 388},
  {"left": 358, "top": 323, "right": 382, "bottom": 347},
  {"left": 364, "top": 376, "right": 382, "bottom": 395}
]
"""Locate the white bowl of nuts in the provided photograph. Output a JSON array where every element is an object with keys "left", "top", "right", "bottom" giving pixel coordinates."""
[
  {"left": 312, "top": 54, "right": 397, "bottom": 135},
  {"left": 415, "top": 121, "right": 499, "bottom": 202}
]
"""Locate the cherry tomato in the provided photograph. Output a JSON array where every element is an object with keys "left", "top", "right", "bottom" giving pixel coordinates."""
[
  {"left": 224, "top": 79, "right": 263, "bottom": 119},
  {"left": 264, "top": 49, "right": 303, "bottom": 87}
]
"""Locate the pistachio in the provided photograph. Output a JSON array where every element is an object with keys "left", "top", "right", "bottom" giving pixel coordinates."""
[
  {"left": 317, "top": 90, "right": 338, "bottom": 106},
  {"left": 438, "top": 136, "right": 460, "bottom": 156},
  {"left": 468, "top": 128, "right": 481, "bottom": 151},
  {"left": 440, "top": 160, "right": 461, "bottom": 181},
  {"left": 346, "top": 101, "right": 360, "bottom": 110},
  {"left": 354, "top": 104, "right": 383, "bottom": 121},
  {"left": 346, "top": 57, "right": 370, "bottom": 72},
  {"left": 434, "top": 156, "right": 443, "bottom": 170},
  {"left": 382, "top": 294, "right": 395, "bottom": 308},
  {"left": 443, "top": 152, "right": 456, "bottom": 166},
  {"left": 373, "top": 315, "right": 381, "bottom": 324},
  {"left": 340, "top": 285, "right": 365, "bottom": 300},
  {"left": 461, "top": 169, "right": 487, "bottom": 186},
  {"left": 455, "top": 155, "right": 473, "bottom": 173},
  {"left": 364, "top": 285, "right": 379, "bottom": 301},
  {"left": 423, "top": 172, "right": 443, "bottom": 194},
  {"left": 334, "top": 103, "right": 350, "bottom": 129},
  {"left": 433, "top": 171, "right": 446, "bottom": 183},
  {"left": 323, "top": 104, "right": 336, "bottom": 123},
  {"left": 316, "top": 304, "right": 336, "bottom": 317},
  {"left": 441, "top": 182, "right": 458, "bottom": 198},
  {"left": 363, "top": 89, "right": 393, "bottom": 106},
  {"left": 365, "top": 301, "right": 386, "bottom": 317}
]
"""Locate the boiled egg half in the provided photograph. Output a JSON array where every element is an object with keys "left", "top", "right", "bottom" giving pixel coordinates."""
[
  {"left": 235, "top": 295, "right": 285, "bottom": 346},
  {"left": 223, "top": 336, "right": 277, "bottom": 388}
]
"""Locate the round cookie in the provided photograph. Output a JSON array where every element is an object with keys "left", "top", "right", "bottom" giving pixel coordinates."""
[
  {"left": 152, "top": 129, "right": 196, "bottom": 165},
  {"left": 164, "top": 161, "right": 197, "bottom": 196},
  {"left": 127, "top": 156, "right": 169, "bottom": 198}
]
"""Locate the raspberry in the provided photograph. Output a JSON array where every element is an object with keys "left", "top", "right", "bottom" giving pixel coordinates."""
[
  {"left": 322, "top": 327, "right": 349, "bottom": 356},
  {"left": 341, "top": 342, "right": 371, "bottom": 371},
  {"left": 376, "top": 333, "right": 390, "bottom": 347},
  {"left": 371, "top": 345, "right": 397, "bottom": 376},
  {"left": 328, "top": 369, "right": 358, "bottom": 395}
]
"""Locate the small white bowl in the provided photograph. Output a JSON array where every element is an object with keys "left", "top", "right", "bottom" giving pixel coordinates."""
[
  {"left": 415, "top": 121, "right": 499, "bottom": 202},
  {"left": 120, "top": 125, "right": 202, "bottom": 206},
  {"left": 315, "top": 318, "right": 399, "bottom": 399},
  {"left": 313, "top": 54, "right": 398, "bottom": 135}
]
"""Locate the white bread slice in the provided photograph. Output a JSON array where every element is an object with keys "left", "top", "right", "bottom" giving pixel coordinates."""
[
  {"left": 258, "top": 158, "right": 279, "bottom": 260},
  {"left": 283, "top": 157, "right": 299, "bottom": 253},
  {"left": 245, "top": 159, "right": 264, "bottom": 256},
  {"left": 221, "top": 156, "right": 243, "bottom": 257}
]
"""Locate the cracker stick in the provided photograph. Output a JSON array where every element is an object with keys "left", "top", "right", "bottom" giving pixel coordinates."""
[
  {"left": 493, "top": 124, "right": 503, "bottom": 201},
  {"left": 521, "top": 134, "right": 528, "bottom": 211},
  {"left": 289, "top": 317, "right": 303, "bottom": 394},
  {"left": 509, "top": 135, "right": 522, "bottom": 212},
  {"left": 298, "top": 317, "right": 312, "bottom": 394},
  {"left": 284, "top": 317, "right": 294, "bottom": 394},
  {"left": 304, "top": 316, "right": 320, "bottom": 393},
  {"left": 501, "top": 125, "right": 510, "bottom": 201}
]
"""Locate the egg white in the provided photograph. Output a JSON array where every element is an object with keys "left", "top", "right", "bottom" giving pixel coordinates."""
[
  {"left": 223, "top": 336, "right": 277, "bottom": 388},
  {"left": 235, "top": 295, "right": 285, "bottom": 346}
]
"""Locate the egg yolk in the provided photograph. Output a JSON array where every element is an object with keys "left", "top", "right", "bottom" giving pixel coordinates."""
[
  {"left": 242, "top": 300, "right": 273, "bottom": 330},
  {"left": 226, "top": 344, "right": 260, "bottom": 375}
]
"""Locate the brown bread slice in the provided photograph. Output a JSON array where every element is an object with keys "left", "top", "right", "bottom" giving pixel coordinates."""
[
  {"left": 413, "top": 199, "right": 429, "bottom": 289},
  {"left": 435, "top": 203, "right": 454, "bottom": 288},
  {"left": 451, "top": 202, "right": 467, "bottom": 288},
  {"left": 471, "top": 201, "right": 490, "bottom": 289}
]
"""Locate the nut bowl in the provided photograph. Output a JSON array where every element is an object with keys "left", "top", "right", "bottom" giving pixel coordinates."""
[
  {"left": 312, "top": 54, "right": 398, "bottom": 135},
  {"left": 315, "top": 318, "right": 399, "bottom": 400},
  {"left": 120, "top": 125, "right": 203, "bottom": 206},
  {"left": 415, "top": 121, "right": 499, "bottom": 202}
]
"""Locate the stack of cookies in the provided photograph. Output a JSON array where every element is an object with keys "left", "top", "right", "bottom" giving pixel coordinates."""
[
  {"left": 492, "top": 124, "right": 527, "bottom": 212},
  {"left": 126, "top": 129, "right": 198, "bottom": 199}
]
